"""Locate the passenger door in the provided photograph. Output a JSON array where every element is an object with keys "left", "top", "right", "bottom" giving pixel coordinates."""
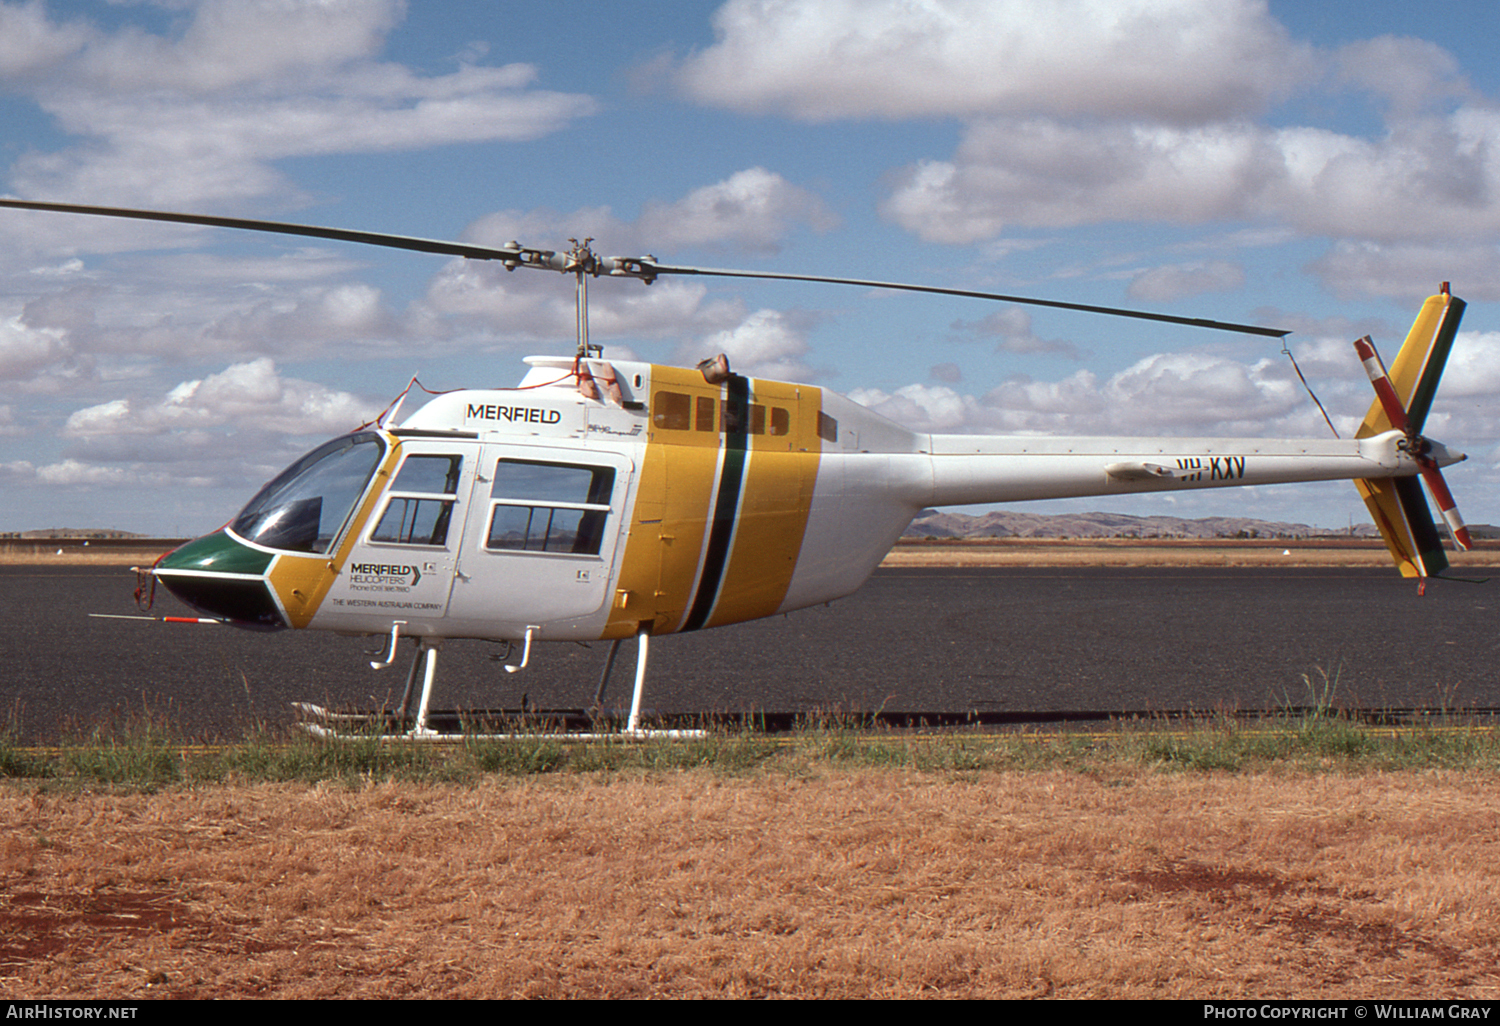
[{"left": 446, "top": 444, "right": 633, "bottom": 635}]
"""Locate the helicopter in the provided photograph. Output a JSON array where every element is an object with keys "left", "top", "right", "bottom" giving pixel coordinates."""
[{"left": 0, "top": 198, "right": 1474, "bottom": 738}]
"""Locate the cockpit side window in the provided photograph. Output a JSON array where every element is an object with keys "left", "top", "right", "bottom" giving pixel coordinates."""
[
  {"left": 232, "top": 433, "right": 385, "bottom": 553},
  {"left": 485, "top": 458, "right": 615, "bottom": 555}
]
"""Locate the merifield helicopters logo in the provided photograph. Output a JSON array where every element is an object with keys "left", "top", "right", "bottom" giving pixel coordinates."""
[{"left": 348, "top": 563, "right": 422, "bottom": 589}]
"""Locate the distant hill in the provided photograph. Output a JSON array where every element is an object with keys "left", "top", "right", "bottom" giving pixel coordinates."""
[
  {"left": 3, "top": 529, "right": 151, "bottom": 539},
  {"left": 902, "top": 510, "right": 1384, "bottom": 540}
]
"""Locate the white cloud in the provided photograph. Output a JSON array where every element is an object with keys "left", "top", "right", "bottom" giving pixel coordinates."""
[
  {"left": 202, "top": 283, "right": 395, "bottom": 352},
  {"left": 462, "top": 168, "right": 834, "bottom": 257},
  {"left": 1128, "top": 260, "right": 1246, "bottom": 302},
  {"left": 637, "top": 167, "right": 837, "bottom": 252},
  {"left": 40, "top": 357, "right": 376, "bottom": 509},
  {"left": 35, "top": 458, "right": 137, "bottom": 487},
  {"left": 64, "top": 358, "right": 373, "bottom": 440},
  {"left": 0, "top": 254, "right": 407, "bottom": 390},
  {"left": 1307, "top": 242, "right": 1500, "bottom": 303},
  {"left": 0, "top": 459, "right": 36, "bottom": 482},
  {"left": 1437, "top": 332, "right": 1500, "bottom": 400},
  {"left": 879, "top": 120, "right": 1281, "bottom": 243},
  {"left": 419, "top": 258, "right": 726, "bottom": 344},
  {"left": 688, "top": 308, "right": 814, "bottom": 381},
  {"left": 845, "top": 382, "right": 985, "bottom": 433},
  {"left": 2, "top": 0, "right": 598, "bottom": 211},
  {"left": 678, "top": 0, "right": 1312, "bottom": 124},
  {"left": 63, "top": 397, "right": 133, "bottom": 436},
  {"left": 70, "top": 0, "right": 401, "bottom": 93},
  {"left": 880, "top": 111, "right": 1500, "bottom": 249},
  {"left": 1335, "top": 35, "right": 1473, "bottom": 118},
  {"left": 1103, "top": 352, "right": 1302, "bottom": 431},
  {"left": 0, "top": 0, "right": 89, "bottom": 79},
  {"left": 949, "top": 306, "right": 1087, "bottom": 358},
  {"left": 847, "top": 351, "right": 1320, "bottom": 437},
  {"left": 0, "top": 312, "right": 73, "bottom": 380}
]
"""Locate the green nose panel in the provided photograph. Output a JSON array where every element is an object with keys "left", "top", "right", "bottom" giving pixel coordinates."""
[{"left": 158, "top": 531, "right": 275, "bottom": 575}]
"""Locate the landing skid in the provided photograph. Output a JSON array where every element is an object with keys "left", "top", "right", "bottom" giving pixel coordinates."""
[
  {"left": 293, "top": 703, "right": 705, "bottom": 742},
  {"left": 301, "top": 626, "right": 705, "bottom": 741}
]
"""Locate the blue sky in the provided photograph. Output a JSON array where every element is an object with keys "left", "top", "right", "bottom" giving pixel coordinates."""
[{"left": 3, "top": 0, "right": 1500, "bottom": 534}]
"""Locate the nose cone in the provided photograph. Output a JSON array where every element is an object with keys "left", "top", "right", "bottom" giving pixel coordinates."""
[{"left": 154, "top": 530, "right": 287, "bottom": 628}]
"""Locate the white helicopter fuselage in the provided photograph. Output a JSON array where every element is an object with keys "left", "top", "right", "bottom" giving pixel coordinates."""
[{"left": 151, "top": 353, "right": 1430, "bottom": 645}]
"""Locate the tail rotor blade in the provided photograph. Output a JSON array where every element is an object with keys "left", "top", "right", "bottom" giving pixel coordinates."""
[
  {"left": 1417, "top": 463, "right": 1473, "bottom": 551},
  {"left": 1354, "top": 336, "right": 1413, "bottom": 434}
]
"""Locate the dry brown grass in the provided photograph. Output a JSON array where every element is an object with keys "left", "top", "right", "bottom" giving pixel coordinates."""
[
  {"left": 0, "top": 547, "right": 169, "bottom": 566},
  {"left": 4, "top": 768, "right": 1498, "bottom": 999}
]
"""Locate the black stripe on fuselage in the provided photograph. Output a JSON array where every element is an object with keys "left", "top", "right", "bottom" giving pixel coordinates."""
[{"left": 682, "top": 375, "right": 749, "bottom": 632}]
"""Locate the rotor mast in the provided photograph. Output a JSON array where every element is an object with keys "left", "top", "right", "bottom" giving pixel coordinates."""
[
  {"left": 496, "top": 236, "right": 618, "bottom": 359},
  {"left": 569, "top": 238, "right": 599, "bottom": 360}
]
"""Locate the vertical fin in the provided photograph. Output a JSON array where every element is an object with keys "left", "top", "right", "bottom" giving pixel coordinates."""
[
  {"left": 1355, "top": 288, "right": 1465, "bottom": 439},
  {"left": 1354, "top": 476, "right": 1448, "bottom": 578}
]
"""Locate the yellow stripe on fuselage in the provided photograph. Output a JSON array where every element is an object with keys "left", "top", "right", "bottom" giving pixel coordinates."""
[
  {"left": 604, "top": 369, "right": 822, "bottom": 638},
  {"left": 605, "top": 366, "right": 721, "bottom": 638}
]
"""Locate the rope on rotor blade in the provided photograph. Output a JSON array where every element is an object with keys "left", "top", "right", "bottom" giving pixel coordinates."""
[{"left": 1283, "top": 341, "right": 1339, "bottom": 438}]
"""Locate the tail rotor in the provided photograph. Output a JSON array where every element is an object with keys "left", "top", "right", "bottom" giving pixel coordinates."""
[
  {"left": 1353, "top": 333, "right": 1471, "bottom": 551},
  {"left": 1352, "top": 285, "right": 1470, "bottom": 582}
]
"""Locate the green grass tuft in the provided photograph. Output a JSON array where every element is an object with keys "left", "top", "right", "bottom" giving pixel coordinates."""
[{"left": 2, "top": 685, "right": 1499, "bottom": 793}]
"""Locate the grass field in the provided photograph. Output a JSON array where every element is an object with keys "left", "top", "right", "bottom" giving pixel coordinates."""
[{"left": 3, "top": 719, "right": 1500, "bottom": 999}]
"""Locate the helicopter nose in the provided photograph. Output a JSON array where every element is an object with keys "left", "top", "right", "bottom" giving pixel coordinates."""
[{"left": 152, "top": 529, "right": 288, "bottom": 628}]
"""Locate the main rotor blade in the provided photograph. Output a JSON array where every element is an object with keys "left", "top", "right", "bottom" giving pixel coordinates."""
[
  {"left": 1, "top": 198, "right": 1291, "bottom": 337},
  {"left": 0, "top": 197, "right": 527, "bottom": 262},
  {"left": 637, "top": 262, "right": 1291, "bottom": 338}
]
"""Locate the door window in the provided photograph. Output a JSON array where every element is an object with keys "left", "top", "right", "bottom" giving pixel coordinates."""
[
  {"left": 370, "top": 454, "right": 463, "bottom": 546},
  {"left": 485, "top": 459, "right": 615, "bottom": 555}
]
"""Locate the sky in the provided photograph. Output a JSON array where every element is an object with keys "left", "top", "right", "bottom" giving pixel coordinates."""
[{"left": 3, "top": 0, "right": 1500, "bottom": 535}]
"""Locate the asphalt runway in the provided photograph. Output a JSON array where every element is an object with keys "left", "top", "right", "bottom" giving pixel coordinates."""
[{"left": 3, "top": 564, "right": 1496, "bottom": 742}]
